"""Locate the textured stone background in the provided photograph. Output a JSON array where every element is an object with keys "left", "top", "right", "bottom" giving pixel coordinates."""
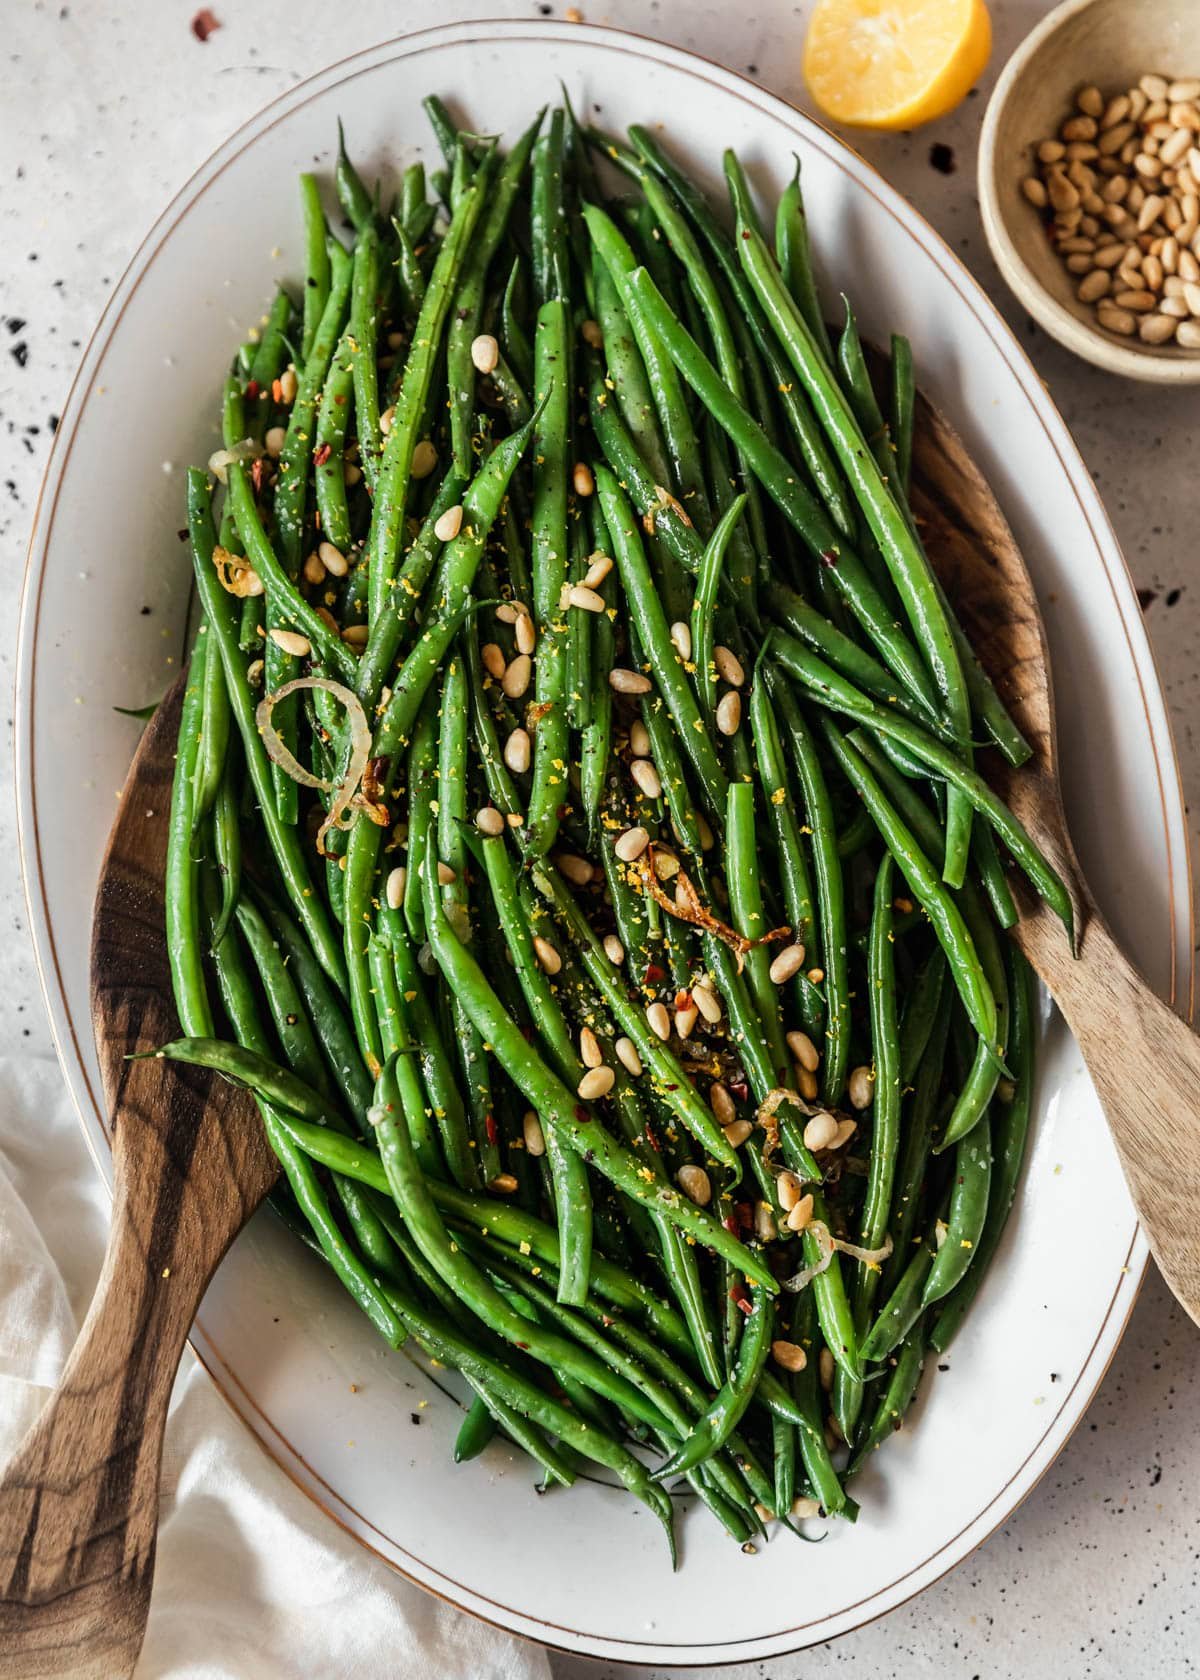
[{"left": 2, "top": 4, "right": 1197, "bottom": 1675}]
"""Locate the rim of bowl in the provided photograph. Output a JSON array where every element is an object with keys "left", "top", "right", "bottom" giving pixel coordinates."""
[{"left": 979, "top": 0, "right": 1200, "bottom": 384}]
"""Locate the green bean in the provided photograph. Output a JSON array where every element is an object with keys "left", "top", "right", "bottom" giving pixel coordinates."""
[
  {"left": 776, "top": 156, "right": 832, "bottom": 363},
  {"left": 938, "top": 896, "right": 1010, "bottom": 1152},
  {"left": 335, "top": 120, "right": 376, "bottom": 235},
  {"left": 298, "top": 175, "right": 331, "bottom": 364},
  {"left": 899, "top": 947, "right": 947, "bottom": 1087},
  {"left": 501, "top": 256, "right": 533, "bottom": 386},
  {"left": 190, "top": 625, "right": 231, "bottom": 831},
  {"left": 890, "top": 333, "right": 915, "bottom": 495},
  {"left": 854, "top": 853, "right": 903, "bottom": 1339},
  {"left": 166, "top": 652, "right": 213, "bottom": 1038},
  {"left": 653, "top": 1283, "right": 773, "bottom": 1480},
  {"left": 313, "top": 331, "right": 355, "bottom": 552},
  {"left": 725, "top": 781, "right": 790, "bottom": 1086},
  {"left": 366, "top": 172, "right": 489, "bottom": 622},
  {"left": 626, "top": 267, "right": 939, "bottom": 721},
  {"left": 882, "top": 990, "right": 952, "bottom": 1300},
  {"left": 233, "top": 896, "right": 334, "bottom": 1102},
  {"left": 764, "top": 668, "right": 850, "bottom": 1101},
  {"left": 592, "top": 256, "right": 672, "bottom": 490},
  {"left": 526, "top": 298, "right": 571, "bottom": 856},
  {"left": 209, "top": 758, "right": 241, "bottom": 949},
  {"left": 348, "top": 227, "right": 383, "bottom": 491},
  {"left": 930, "top": 946, "right": 1035, "bottom": 1350},
  {"left": 248, "top": 288, "right": 294, "bottom": 412},
  {"left": 580, "top": 504, "right": 615, "bottom": 845},
  {"left": 861, "top": 1223, "right": 937, "bottom": 1364},
  {"left": 789, "top": 1290, "right": 846, "bottom": 1514},
  {"left": 187, "top": 470, "right": 346, "bottom": 990},
  {"left": 392, "top": 217, "right": 426, "bottom": 316},
  {"left": 851, "top": 1324, "right": 927, "bottom": 1474},
  {"left": 531, "top": 108, "right": 569, "bottom": 305},
  {"left": 691, "top": 496, "right": 745, "bottom": 727},
  {"left": 922, "top": 1114, "right": 992, "bottom": 1307}
]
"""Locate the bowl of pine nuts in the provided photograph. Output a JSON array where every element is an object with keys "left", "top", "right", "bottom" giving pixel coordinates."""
[{"left": 979, "top": 0, "right": 1200, "bottom": 380}]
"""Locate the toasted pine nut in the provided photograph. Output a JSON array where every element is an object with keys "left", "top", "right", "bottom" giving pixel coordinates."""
[
  {"left": 723, "top": 1118, "right": 752, "bottom": 1148},
  {"left": 1077, "top": 270, "right": 1112, "bottom": 302},
  {"left": 786, "top": 1029, "right": 820, "bottom": 1072},
  {"left": 435, "top": 504, "right": 464, "bottom": 543},
  {"left": 481, "top": 642, "right": 507, "bottom": 680},
  {"left": 1097, "top": 303, "right": 1137, "bottom": 335},
  {"left": 675, "top": 1003, "right": 699, "bottom": 1040},
  {"left": 436, "top": 861, "right": 456, "bottom": 885},
  {"left": 710, "top": 1081, "right": 736, "bottom": 1126},
  {"left": 603, "top": 933, "right": 625, "bottom": 966},
  {"left": 341, "top": 623, "right": 369, "bottom": 649},
  {"left": 489, "top": 1173, "right": 519, "bottom": 1194},
  {"left": 615, "top": 1036, "right": 642, "bottom": 1076},
  {"left": 568, "top": 584, "right": 606, "bottom": 612},
  {"left": 833, "top": 1118, "right": 857, "bottom": 1150},
  {"left": 475, "top": 806, "right": 504, "bottom": 837},
  {"left": 646, "top": 1001, "right": 671, "bottom": 1041},
  {"left": 555, "top": 852, "right": 592, "bottom": 887},
  {"left": 533, "top": 935, "right": 561, "bottom": 975},
  {"left": 756, "top": 1200, "right": 777, "bottom": 1243},
  {"left": 386, "top": 866, "right": 407, "bottom": 910},
  {"left": 502, "top": 654, "right": 532, "bottom": 698},
  {"left": 772, "top": 1339, "right": 807, "bottom": 1373},
  {"left": 317, "top": 540, "right": 348, "bottom": 578},
  {"left": 1177, "top": 318, "right": 1200, "bottom": 346},
  {"left": 302, "top": 552, "right": 326, "bottom": 585},
  {"left": 776, "top": 1169, "right": 803, "bottom": 1212},
  {"left": 803, "top": 1111, "right": 838, "bottom": 1151},
  {"left": 677, "top": 1164, "right": 712, "bottom": 1206},
  {"left": 265, "top": 424, "right": 286, "bottom": 457},
  {"left": 512, "top": 612, "right": 536, "bottom": 657},
  {"left": 713, "top": 645, "right": 745, "bottom": 686},
  {"left": 1114, "top": 288, "right": 1157, "bottom": 310},
  {"left": 1140, "top": 74, "right": 1169, "bottom": 102},
  {"left": 609, "top": 667, "right": 653, "bottom": 695},
  {"left": 579, "top": 1026, "right": 604, "bottom": 1068},
  {"left": 1037, "top": 139, "right": 1065, "bottom": 163},
  {"left": 1077, "top": 84, "right": 1103, "bottom": 117},
  {"left": 578, "top": 1065, "right": 615, "bottom": 1101},
  {"left": 573, "top": 462, "right": 595, "bottom": 497},
  {"left": 495, "top": 602, "right": 519, "bottom": 625},
  {"left": 848, "top": 1064, "right": 875, "bottom": 1108},
  {"left": 786, "top": 1193, "right": 815, "bottom": 1233},
  {"left": 798, "top": 1067, "right": 819, "bottom": 1101},
  {"left": 631, "top": 758, "right": 662, "bottom": 799},
  {"left": 503, "top": 726, "right": 531, "bottom": 774},
  {"left": 584, "top": 552, "right": 613, "bottom": 589},
  {"left": 670, "top": 620, "right": 693, "bottom": 660},
  {"left": 269, "top": 628, "right": 311, "bottom": 658},
  {"left": 523, "top": 1110, "right": 546, "bottom": 1156},
  {"left": 411, "top": 439, "right": 438, "bottom": 478},
  {"left": 769, "top": 943, "right": 806, "bottom": 984},
  {"left": 379, "top": 404, "right": 396, "bottom": 434},
  {"left": 1140, "top": 312, "right": 1178, "bottom": 342},
  {"left": 692, "top": 982, "right": 722, "bottom": 1023},
  {"left": 716, "top": 690, "right": 742, "bottom": 736},
  {"left": 470, "top": 332, "right": 499, "bottom": 373},
  {"left": 1022, "top": 177, "right": 1047, "bottom": 208},
  {"left": 615, "top": 825, "right": 649, "bottom": 863},
  {"left": 626, "top": 720, "right": 649, "bottom": 758},
  {"left": 278, "top": 366, "right": 298, "bottom": 403}
]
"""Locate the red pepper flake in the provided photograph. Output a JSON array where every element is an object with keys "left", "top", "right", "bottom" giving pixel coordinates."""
[
  {"left": 643, "top": 962, "right": 666, "bottom": 985},
  {"left": 643, "top": 1123, "right": 661, "bottom": 1154},
  {"left": 313, "top": 442, "right": 332, "bottom": 467},
  {"left": 674, "top": 988, "right": 692, "bottom": 1012},
  {"left": 191, "top": 7, "right": 220, "bottom": 41},
  {"left": 250, "top": 456, "right": 269, "bottom": 495},
  {"left": 574, "top": 1105, "right": 591, "bottom": 1125},
  {"left": 736, "top": 1294, "right": 754, "bottom": 1316},
  {"left": 515, "top": 1340, "right": 530, "bottom": 1350},
  {"left": 728, "top": 1076, "right": 750, "bottom": 1104},
  {"left": 723, "top": 1215, "right": 740, "bottom": 1237},
  {"left": 734, "top": 1201, "right": 753, "bottom": 1231},
  {"left": 485, "top": 1112, "right": 498, "bottom": 1146},
  {"left": 245, "top": 379, "right": 260, "bottom": 401},
  {"left": 729, "top": 1281, "right": 750, "bottom": 1311},
  {"left": 819, "top": 549, "right": 839, "bottom": 568}
]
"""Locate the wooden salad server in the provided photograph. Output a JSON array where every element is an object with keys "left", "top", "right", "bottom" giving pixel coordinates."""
[
  {"left": 910, "top": 395, "right": 1200, "bottom": 1330},
  {"left": 1, "top": 385, "right": 1198, "bottom": 1680},
  {"left": 0, "top": 678, "right": 273, "bottom": 1679}
]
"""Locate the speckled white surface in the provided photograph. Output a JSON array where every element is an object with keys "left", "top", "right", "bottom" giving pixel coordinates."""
[{"left": 2, "top": 2, "right": 1198, "bottom": 1675}]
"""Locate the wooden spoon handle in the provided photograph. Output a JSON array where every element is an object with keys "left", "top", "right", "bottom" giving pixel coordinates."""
[
  {"left": 1022, "top": 907, "right": 1200, "bottom": 1326},
  {"left": 0, "top": 1140, "right": 211, "bottom": 1678}
]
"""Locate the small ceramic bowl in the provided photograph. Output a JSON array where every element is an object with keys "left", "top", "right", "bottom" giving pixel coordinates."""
[{"left": 979, "top": 0, "right": 1200, "bottom": 382}]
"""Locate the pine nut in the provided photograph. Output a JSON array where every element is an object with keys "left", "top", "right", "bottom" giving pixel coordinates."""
[
  {"left": 435, "top": 504, "right": 464, "bottom": 543},
  {"left": 603, "top": 933, "right": 625, "bottom": 966},
  {"left": 723, "top": 1118, "right": 752, "bottom": 1148},
  {"left": 269, "top": 628, "right": 311, "bottom": 657},
  {"left": 675, "top": 1003, "right": 699, "bottom": 1039},
  {"left": 1180, "top": 249, "right": 1200, "bottom": 281},
  {"left": 692, "top": 982, "right": 722, "bottom": 1023},
  {"left": 631, "top": 758, "right": 662, "bottom": 799},
  {"left": 772, "top": 1339, "right": 807, "bottom": 1373},
  {"left": 714, "top": 645, "right": 745, "bottom": 686},
  {"left": 411, "top": 440, "right": 438, "bottom": 478},
  {"left": 278, "top": 366, "right": 298, "bottom": 403},
  {"left": 1170, "top": 80, "right": 1200, "bottom": 102},
  {"left": 629, "top": 719, "right": 651, "bottom": 756},
  {"left": 470, "top": 333, "right": 499, "bottom": 373},
  {"left": 436, "top": 861, "right": 456, "bottom": 886},
  {"left": 676, "top": 1164, "right": 711, "bottom": 1206},
  {"left": 1160, "top": 128, "right": 1193, "bottom": 167},
  {"left": 566, "top": 582, "right": 605, "bottom": 614},
  {"left": 1139, "top": 312, "right": 1178, "bottom": 342},
  {"left": 481, "top": 642, "right": 507, "bottom": 680},
  {"left": 1065, "top": 253, "right": 1093, "bottom": 274},
  {"left": 502, "top": 654, "right": 532, "bottom": 698},
  {"left": 803, "top": 1111, "right": 838, "bottom": 1151},
  {"left": 1022, "top": 177, "right": 1047, "bottom": 208},
  {"left": 578, "top": 1065, "right": 615, "bottom": 1101},
  {"left": 495, "top": 602, "right": 520, "bottom": 625},
  {"left": 584, "top": 552, "right": 613, "bottom": 589},
  {"left": 1140, "top": 74, "right": 1169, "bottom": 102},
  {"left": 1047, "top": 171, "right": 1079, "bottom": 212},
  {"left": 670, "top": 620, "right": 693, "bottom": 660},
  {"left": 386, "top": 866, "right": 407, "bottom": 909},
  {"left": 490, "top": 1173, "right": 519, "bottom": 1194},
  {"left": 833, "top": 1118, "right": 857, "bottom": 1150},
  {"left": 819, "top": 1348, "right": 835, "bottom": 1391},
  {"left": 615, "top": 1036, "right": 642, "bottom": 1075},
  {"left": 786, "top": 1029, "right": 821, "bottom": 1072},
  {"left": 504, "top": 727, "right": 531, "bottom": 774},
  {"left": 609, "top": 667, "right": 653, "bottom": 695},
  {"left": 379, "top": 405, "right": 396, "bottom": 435},
  {"left": 476, "top": 806, "right": 504, "bottom": 837},
  {"left": 1114, "top": 288, "right": 1157, "bottom": 310},
  {"left": 710, "top": 1081, "right": 736, "bottom": 1126},
  {"left": 579, "top": 1026, "right": 603, "bottom": 1068},
  {"left": 1097, "top": 304, "right": 1137, "bottom": 335},
  {"left": 1184, "top": 280, "right": 1200, "bottom": 314},
  {"left": 1176, "top": 319, "right": 1200, "bottom": 346},
  {"left": 302, "top": 551, "right": 326, "bottom": 585},
  {"left": 533, "top": 935, "right": 561, "bottom": 975},
  {"left": 798, "top": 1067, "right": 819, "bottom": 1102},
  {"left": 1038, "top": 138, "right": 1066, "bottom": 163},
  {"left": 557, "top": 852, "right": 594, "bottom": 886},
  {"left": 1161, "top": 296, "right": 1189, "bottom": 317},
  {"left": 515, "top": 611, "right": 536, "bottom": 655},
  {"left": 1101, "top": 94, "right": 1130, "bottom": 129},
  {"left": 776, "top": 1168, "right": 803, "bottom": 1212},
  {"left": 265, "top": 424, "right": 286, "bottom": 457},
  {"left": 848, "top": 1064, "right": 874, "bottom": 1108},
  {"left": 318, "top": 540, "right": 349, "bottom": 578},
  {"left": 1062, "top": 115, "right": 1097, "bottom": 143},
  {"left": 1099, "top": 121, "right": 1135, "bottom": 154},
  {"left": 1162, "top": 236, "right": 1181, "bottom": 273},
  {"left": 580, "top": 318, "right": 604, "bottom": 348},
  {"left": 716, "top": 691, "right": 742, "bottom": 736},
  {"left": 523, "top": 1110, "right": 546, "bottom": 1156},
  {"left": 341, "top": 623, "right": 369, "bottom": 649},
  {"left": 1143, "top": 253, "right": 1165, "bottom": 290},
  {"left": 572, "top": 462, "right": 595, "bottom": 498},
  {"left": 646, "top": 1001, "right": 671, "bottom": 1041},
  {"left": 786, "top": 1193, "right": 815, "bottom": 1233},
  {"left": 769, "top": 943, "right": 806, "bottom": 984},
  {"left": 1094, "top": 242, "right": 1128, "bottom": 268},
  {"left": 1137, "top": 194, "right": 1165, "bottom": 231}
]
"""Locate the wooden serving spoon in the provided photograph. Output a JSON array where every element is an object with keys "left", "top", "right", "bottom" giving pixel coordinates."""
[
  {"left": 909, "top": 394, "right": 1200, "bottom": 1328},
  {"left": 0, "top": 679, "right": 273, "bottom": 1679},
  {"left": 0, "top": 389, "right": 1197, "bottom": 1677}
]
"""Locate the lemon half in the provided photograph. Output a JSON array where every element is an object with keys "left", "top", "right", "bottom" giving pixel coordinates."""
[{"left": 804, "top": 0, "right": 993, "bottom": 132}]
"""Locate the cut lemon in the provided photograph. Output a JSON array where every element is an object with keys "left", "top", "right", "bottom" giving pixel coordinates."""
[{"left": 803, "top": 0, "right": 992, "bottom": 131}]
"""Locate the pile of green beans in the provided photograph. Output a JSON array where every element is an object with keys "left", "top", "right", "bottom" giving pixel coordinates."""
[{"left": 164, "top": 100, "right": 1061, "bottom": 1561}]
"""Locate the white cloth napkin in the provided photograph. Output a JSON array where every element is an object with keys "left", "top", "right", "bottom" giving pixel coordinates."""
[{"left": 0, "top": 1054, "right": 551, "bottom": 1680}]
